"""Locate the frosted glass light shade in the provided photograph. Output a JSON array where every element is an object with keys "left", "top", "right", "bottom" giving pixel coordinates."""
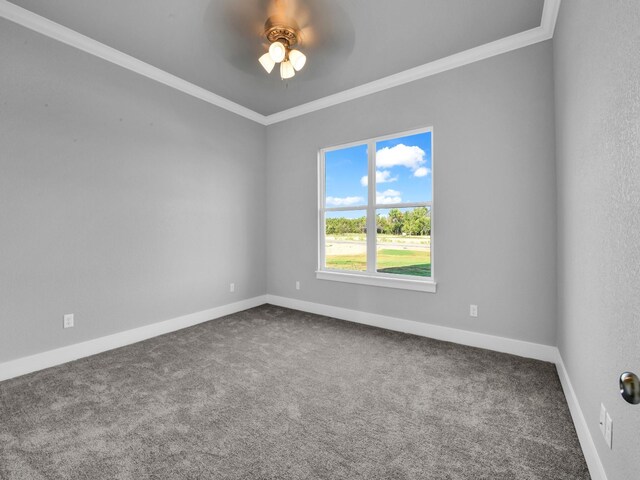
[
  {"left": 259, "top": 53, "right": 275, "bottom": 73},
  {"left": 269, "top": 41, "right": 286, "bottom": 63},
  {"left": 288, "top": 49, "right": 306, "bottom": 71},
  {"left": 280, "top": 60, "right": 295, "bottom": 79}
]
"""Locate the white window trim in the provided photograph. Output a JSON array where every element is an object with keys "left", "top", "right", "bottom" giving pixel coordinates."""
[{"left": 317, "top": 126, "right": 436, "bottom": 293}]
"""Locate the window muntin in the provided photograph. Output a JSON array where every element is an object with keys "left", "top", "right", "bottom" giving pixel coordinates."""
[{"left": 319, "top": 128, "right": 434, "bottom": 289}]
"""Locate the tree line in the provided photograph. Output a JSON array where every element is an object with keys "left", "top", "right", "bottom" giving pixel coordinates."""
[{"left": 326, "top": 207, "right": 431, "bottom": 236}]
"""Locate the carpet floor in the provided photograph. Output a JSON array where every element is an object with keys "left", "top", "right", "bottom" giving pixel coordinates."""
[{"left": 0, "top": 304, "right": 589, "bottom": 479}]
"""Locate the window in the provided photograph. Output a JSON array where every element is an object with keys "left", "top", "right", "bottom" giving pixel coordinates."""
[{"left": 317, "top": 128, "right": 435, "bottom": 292}]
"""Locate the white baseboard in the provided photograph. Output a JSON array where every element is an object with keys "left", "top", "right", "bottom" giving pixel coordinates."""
[
  {"left": 267, "top": 295, "right": 607, "bottom": 477},
  {"left": 555, "top": 353, "right": 608, "bottom": 480},
  {"left": 0, "top": 295, "right": 268, "bottom": 382},
  {"left": 265, "top": 295, "right": 557, "bottom": 363},
  {"left": 1, "top": 293, "right": 555, "bottom": 381},
  {"left": 0, "top": 292, "right": 608, "bottom": 480}
]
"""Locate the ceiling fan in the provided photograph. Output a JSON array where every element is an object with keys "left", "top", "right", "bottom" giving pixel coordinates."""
[
  {"left": 213, "top": 0, "right": 354, "bottom": 81},
  {"left": 258, "top": 14, "right": 307, "bottom": 79}
]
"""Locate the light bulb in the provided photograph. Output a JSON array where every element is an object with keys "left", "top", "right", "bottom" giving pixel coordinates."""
[
  {"left": 259, "top": 52, "right": 275, "bottom": 73},
  {"left": 280, "top": 60, "right": 295, "bottom": 79},
  {"left": 288, "top": 49, "right": 306, "bottom": 71},
  {"left": 269, "top": 41, "right": 286, "bottom": 63}
]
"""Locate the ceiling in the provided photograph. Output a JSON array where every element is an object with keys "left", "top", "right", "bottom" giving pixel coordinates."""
[{"left": 5, "top": 0, "right": 549, "bottom": 119}]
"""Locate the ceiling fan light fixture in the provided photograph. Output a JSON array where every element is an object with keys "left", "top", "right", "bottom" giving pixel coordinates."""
[
  {"left": 288, "top": 49, "right": 306, "bottom": 71},
  {"left": 268, "top": 41, "right": 286, "bottom": 63},
  {"left": 280, "top": 60, "right": 295, "bottom": 79},
  {"left": 259, "top": 52, "right": 276, "bottom": 73},
  {"left": 259, "top": 16, "right": 306, "bottom": 80}
]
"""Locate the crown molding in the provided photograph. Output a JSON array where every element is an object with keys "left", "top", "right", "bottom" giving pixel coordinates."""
[
  {"left": 266, "top": 0, "right": 561, "bottom": 125},
  {"left": 264, "top": 26, "right": 549, "bottom": 125},
  {"left": 541, "top": 0, "right": 562, "bottom": 38},
  {"left": 0, "top": 0, "right": 561, "bottom": 127},
  {"left": 0, "top": 0, "right": 268, "bottom": 125}
]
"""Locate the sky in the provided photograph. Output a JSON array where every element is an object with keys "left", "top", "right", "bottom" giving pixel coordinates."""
[{"left": 325, "top": 131, "right": 432, "bottom": 219}]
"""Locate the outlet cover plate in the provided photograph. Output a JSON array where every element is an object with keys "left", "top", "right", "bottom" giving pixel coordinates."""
[{"left": 63, "top": 314, "right": 74, "bottom": 329}]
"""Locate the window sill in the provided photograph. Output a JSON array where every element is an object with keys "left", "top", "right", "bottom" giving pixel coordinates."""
[{"left": 316, "top": 270, "right": 437, "bottom": 293}]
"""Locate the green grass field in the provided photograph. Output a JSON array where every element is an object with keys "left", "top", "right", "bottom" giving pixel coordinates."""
[
  {"left": 326, "top": 248, "right": 431, "bottom": 277},
  {"left": 325, "top": 234, "right": 430, "bottom": 245}
]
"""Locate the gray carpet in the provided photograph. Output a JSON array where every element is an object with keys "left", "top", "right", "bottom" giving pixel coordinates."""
[{"left": 0, "top": 304, "right": 589, "bottom": 479}]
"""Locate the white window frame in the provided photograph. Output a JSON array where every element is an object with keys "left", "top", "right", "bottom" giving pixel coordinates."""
[{"left": 316, "top": 127, "right": 436, "bottom": 293}]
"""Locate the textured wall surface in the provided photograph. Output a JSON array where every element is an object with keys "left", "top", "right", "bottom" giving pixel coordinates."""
[
  {"left": 0, "top": 19, "right": 266, "bottom": 363},
  {"left": 266, "top": 42, "right": 558, "bottom": 346},
  {"left": 554, "top": 1, "right": 640, "bottom": 479}
]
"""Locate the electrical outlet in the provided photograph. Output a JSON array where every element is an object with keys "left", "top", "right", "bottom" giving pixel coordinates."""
[
  {"left": 295, "top": 281, "right": 300, "bottom": 290},
  {"left": 470, "top": 304, "right": 478, "bottom": 317},
  {"left": 63, "top": 314, "right": 74, "bottom": 329},
  {"left": 599, "top": 403, "right": 606, "bottom": 436},
  {"left": 229, "top": 283, "right": 235, "bottom": 293},
  {"left": 605, "top": 412, "right": 613, "bottom": 448}
]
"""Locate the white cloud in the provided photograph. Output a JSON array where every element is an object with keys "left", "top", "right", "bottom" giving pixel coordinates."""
[
  {"left": 377, "top": 170, "right": 398, "bottom": 184},
  {"left": 326, "top": 196, "right": 365, "bottom": 207},
  {"left": 413, "top": 167, "right": 431, "bottom": 177},
  {"left": 376, "top": 189, "right": 402, "bottom": 204},
  {"left": 360, "top": 170, "right": 398, "bottom": 186},
  {"left": 376, "top": 144, "right": 426, "bottom": 172}
]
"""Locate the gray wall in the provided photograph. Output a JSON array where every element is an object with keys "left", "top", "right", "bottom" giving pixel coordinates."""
[
  {"left": 0, "top": 19, "right": 266, "bottom": 363},
  {"left": 266, "top": 41, "right": 558, "bottom": 346},
  {"left": 554, "top": 1, "right": 640, "bottom": 479}
]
